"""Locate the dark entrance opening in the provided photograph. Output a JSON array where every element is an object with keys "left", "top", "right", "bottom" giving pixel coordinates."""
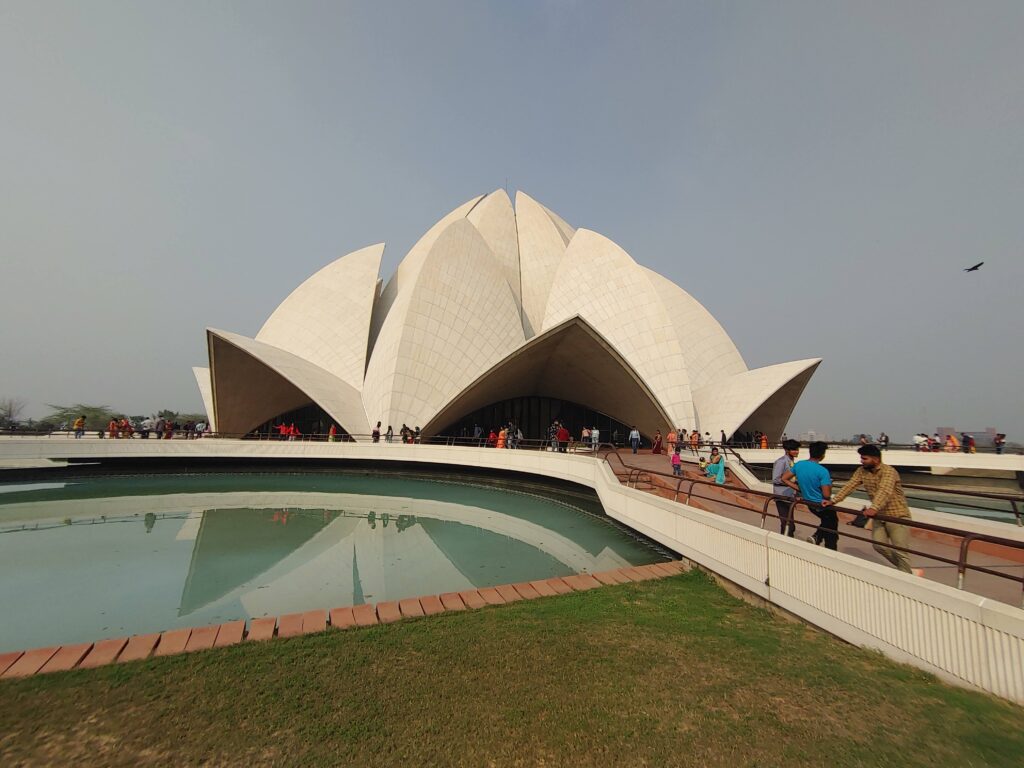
[
  {"left": 436, "top": 396, "right": 633, "bottom": 445},
  {"left": 251, "top": 404, "right": 349, "bottom": 440}
]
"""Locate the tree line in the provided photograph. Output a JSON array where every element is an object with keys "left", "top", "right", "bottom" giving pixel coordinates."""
[{"left": 0, "top": 398, "right": 205, "bottom": 431}]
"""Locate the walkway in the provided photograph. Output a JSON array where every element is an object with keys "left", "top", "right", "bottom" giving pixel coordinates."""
[{"left": 611, "top": 450, "right": 1024, "bottom": 608}]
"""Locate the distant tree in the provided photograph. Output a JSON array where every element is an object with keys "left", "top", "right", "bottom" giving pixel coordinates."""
[
  {"left": 157, "top": 409, "right": 178, "bottom": 421},
  {"left": 45, "top": 404, "right": 120, "bottom": 429},
  {"left": 0, "top": 397, "right": 27, "bottom": 427}
]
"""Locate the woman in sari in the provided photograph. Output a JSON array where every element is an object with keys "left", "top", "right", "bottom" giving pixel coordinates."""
[
  {"left": 704, "top": 447, "right": 726, "bottom": 485},
  {"left": 497, "top": 427, "right": 507, "bottom": 449},
  {"left": 107, "top": 419, "right": 119, "bottom": 439},
  {"left": 651, "top": 430, "right": 663, "bottom": 454}
]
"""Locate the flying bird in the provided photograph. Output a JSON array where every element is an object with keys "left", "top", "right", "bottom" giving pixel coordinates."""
[{"left": 964, "top": 262, "right": 984, "bottom": 272}]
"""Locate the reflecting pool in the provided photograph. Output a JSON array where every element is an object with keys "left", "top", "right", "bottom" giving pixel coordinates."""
[{"left": 0, "top": 473, "right": 668, "bottom": 652}]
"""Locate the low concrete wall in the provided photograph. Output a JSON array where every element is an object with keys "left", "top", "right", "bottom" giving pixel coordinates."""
[
  {"left": 1, "top": 439, "right": 1022, "bottom": 703},
  {"left": 729, "top": 446, "right": 1024, "bottom": 473}
]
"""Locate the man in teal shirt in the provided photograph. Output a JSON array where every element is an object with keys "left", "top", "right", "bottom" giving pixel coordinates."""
[{"left": 782, "top": 441, "right": 837, "bottom": 550}]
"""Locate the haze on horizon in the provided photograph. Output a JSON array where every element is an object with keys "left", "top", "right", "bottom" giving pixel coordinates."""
[{"left": 1, "top": 1, "right": 1021, "bottom": 442}]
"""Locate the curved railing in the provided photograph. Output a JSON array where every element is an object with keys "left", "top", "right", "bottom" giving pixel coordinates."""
[{"left": 595, "top": 445, "right": 1024, "bottom": 605}]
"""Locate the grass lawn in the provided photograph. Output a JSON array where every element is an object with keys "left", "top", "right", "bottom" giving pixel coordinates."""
[{"left": 1, "top": 570, "right": 1022, "bottom": 766}]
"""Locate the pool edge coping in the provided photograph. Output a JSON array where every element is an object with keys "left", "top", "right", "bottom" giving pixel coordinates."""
[{"left": 0, "top": 562, "right": 687, "bottom": 679}]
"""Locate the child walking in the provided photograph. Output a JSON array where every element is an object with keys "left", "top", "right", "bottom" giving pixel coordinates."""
[{"left": 671, "top": 448, "right": 683, "bottom": 476}]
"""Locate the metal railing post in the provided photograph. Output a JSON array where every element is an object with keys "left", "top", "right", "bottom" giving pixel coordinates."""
[{"left": 957, "top": 535, "right": 975, "bottom": 590}]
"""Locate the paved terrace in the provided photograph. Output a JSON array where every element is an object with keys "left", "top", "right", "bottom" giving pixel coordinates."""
[{"left": 616, "top": 449, "right": 1024, "bottom": 607}]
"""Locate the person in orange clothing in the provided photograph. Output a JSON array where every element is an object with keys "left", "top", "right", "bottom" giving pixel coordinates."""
[
  {"left": 667, "top": 429, "right": 677, "bottom": 453},
  {"left": 760, "top": 433, "right": 769, "bottom": 449},
  {"left": 107, "top": 419, "right": 119, "bottom": 439},
  {"left": 497, "top": 427, "right": 507, "bottom": 449}
]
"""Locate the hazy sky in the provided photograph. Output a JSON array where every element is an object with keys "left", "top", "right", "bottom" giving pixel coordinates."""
[{"left": 2, "top": 1, "right": 1021, "bottom": 440}]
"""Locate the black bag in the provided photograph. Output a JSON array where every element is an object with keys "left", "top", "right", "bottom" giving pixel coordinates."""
[{"left": 848, "top": 509, "right": 869, "bottom": 528}]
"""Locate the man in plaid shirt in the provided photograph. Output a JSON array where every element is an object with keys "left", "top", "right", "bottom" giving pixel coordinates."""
[{"left": 825, "top": 444, "right": 924, "bottom": 576}]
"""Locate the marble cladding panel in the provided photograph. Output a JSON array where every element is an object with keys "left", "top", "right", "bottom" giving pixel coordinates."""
[
  {"left": 692, "top": 359, "right": 821, "bottom": 438},
  {"left": 542, "top": 230, "right": 695, "bottom": 428},
  {"left": 192, "top": 367, "right": 216, "bottom": 431},
  {"left": 212, "top": 330, "right": 371, "bottom": 437},
  {"left": 366, "top": 220, "right": 525, "bottom": 431},
  {"left": 641, "top": 267, "right": 748, "bottom": 393},
  {"left": 467, "top": 189, "right": 522, "bottom": 310},
  {"left": 256, "top": 244, "right": 384, "bottom": 391},
  {"left": 515, "top": 191, "right": 570, "bottom": 339},
  {"left": 539, "top": 201, "right": 576, "bottom": 245},
  {"left": 367, "top": 195, "right": 484, "bottom": 363}
]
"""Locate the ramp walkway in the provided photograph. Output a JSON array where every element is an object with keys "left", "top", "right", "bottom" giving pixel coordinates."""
[{"left": 603, "top": 448, "right": 1024, "bottom": 609}]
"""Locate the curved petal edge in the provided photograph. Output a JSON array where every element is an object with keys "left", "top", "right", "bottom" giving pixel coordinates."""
[{"left": 692, "top": 358, "right": 822, "bottom": 441}]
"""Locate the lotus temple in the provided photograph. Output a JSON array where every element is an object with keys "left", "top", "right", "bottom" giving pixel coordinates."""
[{"left": 193, "top": 191, "right": 821, "bottom": 441}]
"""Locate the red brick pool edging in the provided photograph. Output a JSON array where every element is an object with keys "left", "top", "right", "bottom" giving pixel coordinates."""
[{"left": 0, "top": 563, "right": 686, "bottom": 679}]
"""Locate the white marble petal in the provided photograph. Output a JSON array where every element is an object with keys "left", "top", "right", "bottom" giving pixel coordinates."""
[
  {"left": 361, "top": 219, "right": 525, "bottom": 431},
  {"left": 641, "top": 267, "right": 747, "bottom": 392},
  {"left": 191, "top": 366, "right": 216, "bottom": 431},
  {"left": 467, "top": 189, "right": 522, "bottom": 310},
  {"left": 255, "top": 244, "right": 383, "bottom": 391},
  {"left": 542, "top": 229, "right": 695, "bottom": 428},
  {"left": 539, "top": 201, "right": 576, "bottom": 245},
  {"left": 515, "top": 191, "right": 570, "bottom": 338},
  {"left": 204, "top": 191, "right": 820, "bottom": 441},
  {"left": 692, "top": 358, "right": 822, "bottom": 439},
  {"left": 210, "top": 329, "right": 371, "bottom": 438},
  {"left": 367, "top": 195, "right": 484, "bottom": 359}
]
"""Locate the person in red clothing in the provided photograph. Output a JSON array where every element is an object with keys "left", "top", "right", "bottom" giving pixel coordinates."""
[
  {"left": 107, "top": 419, "right": 119, "bottom": 439},
  {"left": 556, "top": 424, "right": 570, "bottom": 453},
  {"left": 486, "top": 429, "right": 498, "bottom": 447}
]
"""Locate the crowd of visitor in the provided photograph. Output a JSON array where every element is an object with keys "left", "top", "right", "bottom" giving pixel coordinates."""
[{"left": 94, "top": 416, "right": 207, "bottom": 439}]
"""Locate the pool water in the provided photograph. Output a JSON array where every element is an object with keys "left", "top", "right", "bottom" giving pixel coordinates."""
[{"left": 0, "top": 472, "right": 667, "bottom": 652}]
